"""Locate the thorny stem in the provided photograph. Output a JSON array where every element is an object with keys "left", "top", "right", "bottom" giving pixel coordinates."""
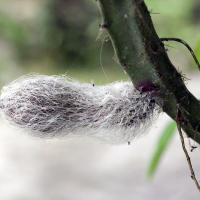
[
  {"left": 160, "top": 38, "right": 200, "bottom": 71},
  {"left": 176, "top": 109, "right": 200, "bottom": 192},
  {"left": 98, "top": 0, "right": 200, "bottom": 144}
]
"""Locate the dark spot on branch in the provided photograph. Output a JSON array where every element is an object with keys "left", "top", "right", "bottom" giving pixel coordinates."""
[
  {"left": 99, "top": 23, "right": 109, "bottom": 29},
  {"left": 137, "top": 81, "right": 158, "bottom": 92}
]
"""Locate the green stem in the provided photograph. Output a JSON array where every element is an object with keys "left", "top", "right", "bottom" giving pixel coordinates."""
[{"left": 98, "top": 0, "right": 200, "bottom": 144}]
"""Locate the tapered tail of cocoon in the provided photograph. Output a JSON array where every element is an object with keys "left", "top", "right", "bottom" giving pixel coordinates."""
[{"left": 0, "top": 74, "right": 162, "bottom": 144}]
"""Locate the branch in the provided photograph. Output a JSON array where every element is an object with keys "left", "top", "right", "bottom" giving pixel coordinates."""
[{"left": 98, "top": 0, "right": 200, "bottom": 144}]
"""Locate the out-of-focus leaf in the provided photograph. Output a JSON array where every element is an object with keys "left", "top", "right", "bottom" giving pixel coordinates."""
[{"left": 147, "top": 121, "right": 176, "bottom": 179}]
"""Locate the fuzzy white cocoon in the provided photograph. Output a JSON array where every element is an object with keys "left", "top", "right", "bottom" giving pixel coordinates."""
[{"left": 0, "top": 74, "right": 162, "bottom": 144}]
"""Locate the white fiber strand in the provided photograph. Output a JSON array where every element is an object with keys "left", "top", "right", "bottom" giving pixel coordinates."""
[{"left": 0, "top": 74, "right": 162, "bottom": 144}]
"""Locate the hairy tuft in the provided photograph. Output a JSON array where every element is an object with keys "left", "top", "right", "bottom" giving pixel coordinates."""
[{"left": 0, "top": 74, "right": 162, "bottom": 144}]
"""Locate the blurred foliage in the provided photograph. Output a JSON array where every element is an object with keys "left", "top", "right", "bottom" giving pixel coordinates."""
[
  {"left": 0, "top": 0, "right": 129, "bottom": 85},
  {"left": 0, "top": 0, "right": 100, "bottom": 65},
  {"left": 147, "top": 121, "right": 176, "bottom": 179},
  {"left": 0, "top": 0, "right": 199, "bottom": 77},
  {"left": 0, "top": 0, "right": 199, "bottom": 83}
]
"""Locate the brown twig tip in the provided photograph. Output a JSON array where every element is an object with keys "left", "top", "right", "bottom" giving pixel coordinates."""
[{"left": 176, "top": 109, "right": 200, "bottom": 192}]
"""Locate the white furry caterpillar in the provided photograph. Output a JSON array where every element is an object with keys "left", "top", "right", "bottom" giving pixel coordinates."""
[{"left": 0, "top": 74, "right": 162, "bottom": 144}]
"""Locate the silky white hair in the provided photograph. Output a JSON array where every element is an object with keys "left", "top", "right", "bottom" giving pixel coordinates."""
[{"left": 0, "top": 74, "right": 162, "bottom": 144}]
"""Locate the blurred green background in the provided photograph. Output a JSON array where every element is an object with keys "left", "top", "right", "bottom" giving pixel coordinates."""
[{"left": 0, "top": 0, "right": 199, "bottom": 86}]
